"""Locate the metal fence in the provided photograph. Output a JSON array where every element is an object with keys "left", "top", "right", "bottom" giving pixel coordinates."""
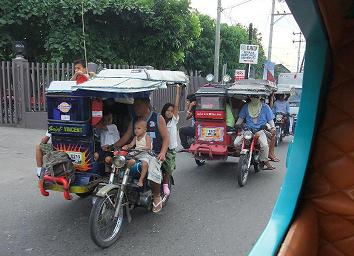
[{"left": 0, "top": 58, "right": 204, "bottom": 128}]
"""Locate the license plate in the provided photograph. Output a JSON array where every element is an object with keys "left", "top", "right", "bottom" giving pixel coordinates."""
[
  {"left": 67, "top": 151, "right": 84, "bottom": 165},
  {"left": 200, "top": 127, "right": 224, "bottom": 141}
]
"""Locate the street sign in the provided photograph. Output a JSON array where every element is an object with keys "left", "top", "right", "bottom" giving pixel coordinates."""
[
  {"left": 234, "top": 69, "right": 245, "bottom": 81},
  {"left": 239, "top": 44, "right": 259, "bottom": 64}
]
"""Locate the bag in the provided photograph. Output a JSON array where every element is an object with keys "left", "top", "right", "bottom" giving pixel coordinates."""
[{"left": 43, "top": 151, "right": 75, "bottom": 182}]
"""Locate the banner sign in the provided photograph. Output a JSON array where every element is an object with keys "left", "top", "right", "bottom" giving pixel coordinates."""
[
  {"left": 239, "top": 44, "right": 259, "bottom": 64},
  {"left": 234, "top": 69, "right": 246, "bottom": 81}
]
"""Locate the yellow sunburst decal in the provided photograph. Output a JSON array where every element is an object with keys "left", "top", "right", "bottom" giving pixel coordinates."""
[{"left": 54, "top": 144, "right": 91, "bottom": 172}]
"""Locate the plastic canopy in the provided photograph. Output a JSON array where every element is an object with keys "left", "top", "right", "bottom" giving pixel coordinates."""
[
  {"left": 47, "top": 69, "right": 189, "bottom": 95},
  {"left": 227, "top": 79, "right": 277, "bottom": 96}
]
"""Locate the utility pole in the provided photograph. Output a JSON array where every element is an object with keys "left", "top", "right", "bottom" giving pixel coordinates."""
[
  {"left": 268, "top": 0, "right": 275, "bottom": 61},
  {"left": 245, "top": 23, "right": 253, "bottom": 79},
  {"left": 299, "top": 55, "right": 305, "bottom": 72},
  {"left": 267, "top": 0, "right": 292, "bottom": 61},
  {"left": 213, "top": 0, "right": 222, "bottom": 82},
  {"left": 293, "top": 32, "right": 305, "bottom": 72}
]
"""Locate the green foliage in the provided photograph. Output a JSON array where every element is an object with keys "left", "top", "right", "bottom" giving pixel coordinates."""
[
  {"left": 0, "top": 0, "right": 267, "bottom": 77},
  {"left": 185, "top": 14, "right": 266, "bottom": 78},
  {"left": 0, "top": 0, "right": 200, "bottom": 68}
]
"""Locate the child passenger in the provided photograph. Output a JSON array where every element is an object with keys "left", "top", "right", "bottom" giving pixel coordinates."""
[
  {"left": 160, "top": 85, "right": 182, "bottom": 196},
  {"left": 122, "top": 120, "right": 152, "bottom": 187},
  {"left": 94, "top": 112, "right": 120, "bottom": 166}
]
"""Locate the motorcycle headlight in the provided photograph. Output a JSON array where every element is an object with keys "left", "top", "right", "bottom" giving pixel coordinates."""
[
  {"left": 113, "top": 155, "right": 126, "bottom": 168},
  {"left": 244, "top": 130, "right": 253, "bottom": 140}
]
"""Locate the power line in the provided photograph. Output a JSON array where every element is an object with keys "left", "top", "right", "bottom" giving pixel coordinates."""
[{"left": 223, "top": 0, "right": 255, "bottom": 11}]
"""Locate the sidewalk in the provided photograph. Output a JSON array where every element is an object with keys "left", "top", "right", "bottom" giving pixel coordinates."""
[{"left": 0, "top": 127, "right": 45, "bottom": 183}]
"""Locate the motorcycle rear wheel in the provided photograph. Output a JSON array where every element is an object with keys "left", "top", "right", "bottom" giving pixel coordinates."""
[
  {"left": 89, "top": 189, "right": 124, "bottom": 248},
  {"left": 237, "top": 153, "right": 250, "bottom": 187}
]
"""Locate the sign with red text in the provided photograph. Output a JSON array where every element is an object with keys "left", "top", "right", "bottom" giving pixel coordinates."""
[{"left": 234, "top": 69, "right": 246, "bottom": 81}]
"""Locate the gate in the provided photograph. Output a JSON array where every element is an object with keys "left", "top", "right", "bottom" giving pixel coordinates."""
[
  {"left": 0, "top": 57, "right": 205, "bottom": 128},
  {"left": 0, "top": 61, "right": 21, "bottom": 125}
]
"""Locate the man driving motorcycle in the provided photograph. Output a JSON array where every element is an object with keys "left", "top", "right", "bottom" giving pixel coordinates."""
[
  {"left": 272, "top": 93, "right": 291, "bottom": 135},
  {"left": 234, "top": 95, "right": 276, "bottom": 170},
  {"left": 115, "top": 98, "right": 169, "bottom": 213}
]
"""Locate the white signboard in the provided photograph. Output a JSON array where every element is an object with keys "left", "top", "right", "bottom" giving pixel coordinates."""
[
  {"left": 234, "top": 69, "right": 245, "bottom": 81},
  {"left": 239, "top": 44, "right": 259, "bottom": 64}
]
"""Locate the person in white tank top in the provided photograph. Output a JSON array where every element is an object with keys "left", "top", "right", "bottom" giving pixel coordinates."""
[{"left": 123, "top": 120, "right": 152, "bottom": 187}]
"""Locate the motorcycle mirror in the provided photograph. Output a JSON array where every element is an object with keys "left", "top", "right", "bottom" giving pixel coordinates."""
[{"left": 206, "top": 74, "right": 214, "bottom": 82}]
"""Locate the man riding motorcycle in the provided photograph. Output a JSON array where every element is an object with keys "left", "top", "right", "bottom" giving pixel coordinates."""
[
  {"left": 272, "top": 93, "right": 291, "bottom": 135},
  {"left": 234, "top": 95, "right": 276, "bottom": 170},
  {"left": 115, "top": 98, "right": 169, "bottom": 213}
]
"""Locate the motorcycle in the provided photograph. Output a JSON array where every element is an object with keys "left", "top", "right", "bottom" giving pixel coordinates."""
[
  {"left": 275, "top": 112, "right": 287, "bottom": 146},
  {"left": 236, "top": 127, "right": 271, "bottom": 187},
  {"left": 89, "top": 149, "right": 172, "bottom": 248}
]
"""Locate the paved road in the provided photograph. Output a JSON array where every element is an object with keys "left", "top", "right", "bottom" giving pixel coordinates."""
[{"left": 0, "top": 127, "right": 289, "bottom": 256}]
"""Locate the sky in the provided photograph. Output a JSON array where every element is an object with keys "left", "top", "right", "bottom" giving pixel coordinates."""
[{"left": 190, "top": 0, "right": 306, "bottom": 72}]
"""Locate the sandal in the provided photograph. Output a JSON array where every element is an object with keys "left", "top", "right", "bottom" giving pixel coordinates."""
[
  {"left": 152, "top": 197, "right": 163, "bottom": 213},
  {"left": 269, "top": 157, "right": 280, "bottom": 162}
]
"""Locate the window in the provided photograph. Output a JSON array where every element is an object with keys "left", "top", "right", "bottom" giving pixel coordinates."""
[{"left": 197, "top": 96, "right": 225, "bottom": 110}]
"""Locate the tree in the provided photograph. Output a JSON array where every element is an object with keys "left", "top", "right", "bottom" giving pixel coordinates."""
[
  {"left": 0, "top": 0, "right": 201, "bottom": 69},
  {"left": 184, "top": 14, "right": 266, "bottom": 79}
]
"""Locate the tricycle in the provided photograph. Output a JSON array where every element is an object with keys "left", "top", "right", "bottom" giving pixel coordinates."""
[
  {"left": 37, "top": 68, "right": 188, "bottom": 247},
  {"left": 188, "top": 78, "right": 277, "bottom": 186}
]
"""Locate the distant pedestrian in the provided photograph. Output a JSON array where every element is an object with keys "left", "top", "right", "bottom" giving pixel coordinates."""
[{"left": 179, "top": 93, "right": 196, "bottom": 149}]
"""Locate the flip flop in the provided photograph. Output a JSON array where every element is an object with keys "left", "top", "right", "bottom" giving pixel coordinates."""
[
  {"left": 269, "top": 157, "right": 280, "bottom": 162},
  {"left": 263, "top": 166, "right": 276, "bottom": 170},
  {"left": 152, "top": 197, "right": 163, "bottom": 213}
]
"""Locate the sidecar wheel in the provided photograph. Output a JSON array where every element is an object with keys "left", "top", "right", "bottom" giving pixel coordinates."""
[
  {"left": 89, "top": 189, "right": 124, "bottom": 248},
  {"left": 195, "top": 159, "right": 206, "bottom": 166}
]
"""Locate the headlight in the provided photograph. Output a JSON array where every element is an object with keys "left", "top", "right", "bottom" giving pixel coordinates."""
[
  {"left": 244, "top": 130, "right": 253, "bottom": 140},
  {"left": 113, "top": 155, "right": 126, "bottom": 168}
]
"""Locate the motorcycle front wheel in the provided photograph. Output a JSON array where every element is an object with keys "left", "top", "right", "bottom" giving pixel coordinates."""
[
  {"left": 237, "top": 153, "right": 250, "bottom": 187},
  {"left": 89, "top": 189, "right": 124, "bottom": 248}
]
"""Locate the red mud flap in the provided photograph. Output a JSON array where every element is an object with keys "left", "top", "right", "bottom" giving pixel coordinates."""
[
  {"left": 38, "top": 175, "right": 72, "bottom": 200},
  {"left": 189, "top": 143, "right": 228, "bottom": 159}
]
